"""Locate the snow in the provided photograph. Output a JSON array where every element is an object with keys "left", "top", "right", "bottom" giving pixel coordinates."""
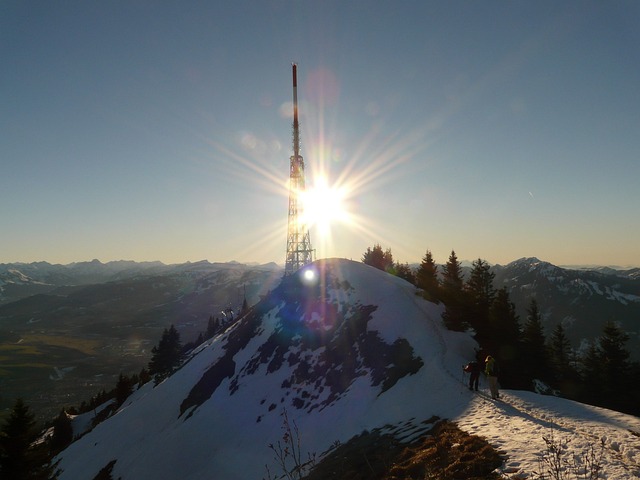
[
  {"left": 585, "top": 280, "right": 640, "bottom": 305},
  {"left": 456, "top": 390, "right": 640, "bottom": 478},
  {"left": 54, "top": 259, "right": 640, "bottom": 479}
]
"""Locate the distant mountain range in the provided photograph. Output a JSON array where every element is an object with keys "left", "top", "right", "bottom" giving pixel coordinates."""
[
  {"left": 0, "top": 259, "right": 280, "bottom": 305},
  {"left": 0, "top": 257, "right": 638, "bottom": 421}
]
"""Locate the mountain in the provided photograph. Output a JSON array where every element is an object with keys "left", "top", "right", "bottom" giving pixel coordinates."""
[
  {"left": 0, "top": 261, "right": 282, "bottom": 420},
  {"left": 54, "top": 259, "right": 640, "bottom": 479},
  {"left": 561, "top": 265, "right": 640, "bottom": 280},
  {"left": 0, "top": 260, "right": 168, "bottom": 305},
  {"left": 492, "top": 257, "right": 640, "bottom": 359},
  {"left": 2, "top": 257, "right": 638, "bottom": 422}
]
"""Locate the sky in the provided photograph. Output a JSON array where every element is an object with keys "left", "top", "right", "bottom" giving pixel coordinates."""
[{"left": 2, "top": 1, "right": 639, "bottom": 268}]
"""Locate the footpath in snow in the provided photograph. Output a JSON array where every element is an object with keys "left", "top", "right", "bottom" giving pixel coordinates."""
[{"left": 454, "top": 384, "right": 640, "bottom": 479}]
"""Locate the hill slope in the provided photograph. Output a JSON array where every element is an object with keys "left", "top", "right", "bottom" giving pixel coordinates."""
[
  {"left": 493, "top": 257, "right": 640, "bottom": 359},
  {"left": 54, "top": 259, "right": 640, "bottom": 479}
]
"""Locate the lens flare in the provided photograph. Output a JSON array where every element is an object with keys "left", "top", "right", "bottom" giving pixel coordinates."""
[{"left": 301, "top": 266, "right": 317, "bottom": 284}]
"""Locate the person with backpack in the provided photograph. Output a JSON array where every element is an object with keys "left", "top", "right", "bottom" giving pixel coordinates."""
[
  {"left": 485, "top": 355, "right": 499, "bottom": 399},
  {"left": 463, "top": 360, "right": 480, "bottom": 391}
]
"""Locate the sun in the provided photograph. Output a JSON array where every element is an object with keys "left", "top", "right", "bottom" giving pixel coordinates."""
[{"left": 300, "top": 176, "right": 350, "bottom": 236}]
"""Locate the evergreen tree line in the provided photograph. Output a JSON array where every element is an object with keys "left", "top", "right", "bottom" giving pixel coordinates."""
[{"left": 363, "top": 246, "right": 640, "bottom": 416}]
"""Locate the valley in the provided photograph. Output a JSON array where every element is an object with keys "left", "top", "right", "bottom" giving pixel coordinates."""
[{"left": 0, "top": 261, "right": 281, "bottom": 420}]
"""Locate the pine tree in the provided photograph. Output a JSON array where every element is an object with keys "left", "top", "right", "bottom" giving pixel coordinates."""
[
  {"left": 0, "top": 399, "right": 56, "bottom": 480},
  {"left": 627, "top": 362, "right": 640, "bottom": 417},
  {"left": 598, "top": 321, "right": 631, "bottom": 406},
  {"left": 581, "top": 340, "right": 604, "bottom": 405},
  {"left": 441, "top": 250, "right": 464, "bottom": 293},
  {"left": 362, "top": 244, "right": 394, "bottom": 272},
  {"left": 115, "top": 373, "right": 133, "bottom": 407},
  {"left": 393, "top": 262, "right": 415, "bottom": 284},
  {"left": 465, "top": 258, "right": 495, "bottom": 341},
  {"left": 520, "top": 299, "right": 549, "bottom": 386},
  {"left": 415, "top": 250, "right": 440, "bottom": 303},
  {"left": 466, "top": 259, "right": 495, "bottom": 304},
  {"left": 148, "top": 325, "right": 183, "bottom": 384},
  {"left": 241, "top": 297, "right": 249, "bottom": 315},
  {"left": 487, "top": 288, "right": 521, "bottom": 388},
  {"left": 440, "top": 250, "right": 467, "bottom": 331},
  {"left": 549, "top": 323, "right": 573, "bottom": 385},
  {"left": 50, "top": 409, "right": 73, "bottom": 454},
  {"left": 206, "top": 316, "right": 218, "bottom": 339},
  {"left": 138, "top": 367, "right": 151, "bottom": 387}
]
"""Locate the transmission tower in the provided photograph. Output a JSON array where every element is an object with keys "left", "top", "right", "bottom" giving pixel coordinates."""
[{"left": 284, "top": 63, "right": 314, "bottom": 275}]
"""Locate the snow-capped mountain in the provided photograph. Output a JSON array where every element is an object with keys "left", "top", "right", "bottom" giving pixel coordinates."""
[
  {"left": 0, "top": 259, "right": 281, "bottom": 305},
  {"left": 493, "top": 257, "right": 640, "bottom": 358},
  {"left": 54, "top": 259, "right": 640, "bottom": 479},
  {"left": 0, "top": 260, "right": 162, "bottom": 305}
]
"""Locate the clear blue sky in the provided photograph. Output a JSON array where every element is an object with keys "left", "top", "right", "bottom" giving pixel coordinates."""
[{"left": 2, "top": 1, "right": 639, "bottom": 267}]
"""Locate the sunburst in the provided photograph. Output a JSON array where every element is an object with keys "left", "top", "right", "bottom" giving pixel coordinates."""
[{"left": 196, "top": 66, "right": 433, "bottom": 264}]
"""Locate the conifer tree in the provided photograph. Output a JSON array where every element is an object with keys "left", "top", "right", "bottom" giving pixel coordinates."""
[
  {"left": 549, "top": 323, "right": 573, "bottom": 385},
  {"left": 148, "top": 325, "right": 183, "bottom": 384},
  {"left": 241, "top": 297, "right": 249, "bottom": 315},
  {"left": 626, "top": 362, "right": 640, "bottom": 417},
  {"left": 115, "top": 373, "right": 133, "bottom": 407},
  {"left": 138, "top": 367, "right": 151, "bottom": 387},
  {"left": 581, "top": 340, "right": 604, "bottom": 405},
  {"left": 465, "top": 258, "right": 495, "bottom": 341},
  {"left": 440, "top": 250, "right": 467, "bottom": 331},
  {"left": 487, "top": 287, "right": 521, "bottom": 388},
  {"left": 599, "top": 321, "right": 631, "bottom": 407},
  {"left": 466, "top": 259, "right": 495, "bottom": 304},
  {"left": 361, "top": 244, "right": 394, "bottom": 272},
  {"left": 441, "top": 250, "right": 464, "bottom": 293},
  {"left": 393, "top": 262, "right": 415, "bottom": 284},
  {"left": 0, "top": 399, "right": 56, "bottom": 480},
  {"left": 520, "top": 299, "right": 549, "bottom": 386},
  {"left": 416, "top": 250, "right": 440, "bottom": 303},
  {"left": 195, "top": 332, "right": 205, "bottom": 347},
  {"left": 50, "top": 409, "right": 73, "bottom": 454},
  {"left": 206, "top": 316, "right": 218, "bottom": 339}
]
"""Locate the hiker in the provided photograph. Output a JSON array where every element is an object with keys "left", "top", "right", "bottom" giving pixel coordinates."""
[
  {"left": 463, "top": 360, "right": 480, "bottom": 391},
  {"left": 485, "top": 355, "right": 499, "bottom": 399}
]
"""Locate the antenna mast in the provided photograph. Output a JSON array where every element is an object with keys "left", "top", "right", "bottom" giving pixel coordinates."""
[{"left": 284, "top": 63, "right": 314, "bottom": 275}]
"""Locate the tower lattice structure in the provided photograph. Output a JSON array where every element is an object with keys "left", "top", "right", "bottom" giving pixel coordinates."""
[{"left": 284, "top": 64, "right": 314, "bottom": 275}]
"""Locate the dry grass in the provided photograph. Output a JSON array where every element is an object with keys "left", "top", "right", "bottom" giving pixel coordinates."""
[{"left": 304, "top": 420, "right": 503, "bottom": 480}]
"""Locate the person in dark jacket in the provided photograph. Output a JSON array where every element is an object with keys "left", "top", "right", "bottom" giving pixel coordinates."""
[{"left": 464, "top": 361, "right": 480, "bottom": 391}]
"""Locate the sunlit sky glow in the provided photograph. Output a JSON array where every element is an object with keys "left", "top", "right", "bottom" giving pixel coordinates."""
[{"left": 2, "top": 1, "right": 639, "bottom": 267}]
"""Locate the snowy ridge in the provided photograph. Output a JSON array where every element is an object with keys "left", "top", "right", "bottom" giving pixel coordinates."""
[{"left": 54, "top": 259, "right": 640, "bottom": 479}]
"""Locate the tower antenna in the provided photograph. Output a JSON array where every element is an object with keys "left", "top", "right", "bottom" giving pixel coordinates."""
[{"left": 284, "top": 63, "right": 314, "bottom": 275}]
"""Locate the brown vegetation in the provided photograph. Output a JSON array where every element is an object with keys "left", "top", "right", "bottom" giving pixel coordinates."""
[{"left": 305, "top": 420, "right": 503, "bottom": 480}]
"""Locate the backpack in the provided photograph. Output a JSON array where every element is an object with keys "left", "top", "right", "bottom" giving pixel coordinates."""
[
  {"left": 464, "top": 361, "right": 478, "bottom": 373},
  {"left": 486, "top": 359, "right": 499, "bottom": 376}
]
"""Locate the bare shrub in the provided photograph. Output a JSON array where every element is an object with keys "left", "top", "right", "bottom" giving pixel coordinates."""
[
  {"left": 533, "top": 431, "right": 605, "bottom": 480},
  {"left": 264, "top": 409, "right": 316, "bottom": 480}
]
